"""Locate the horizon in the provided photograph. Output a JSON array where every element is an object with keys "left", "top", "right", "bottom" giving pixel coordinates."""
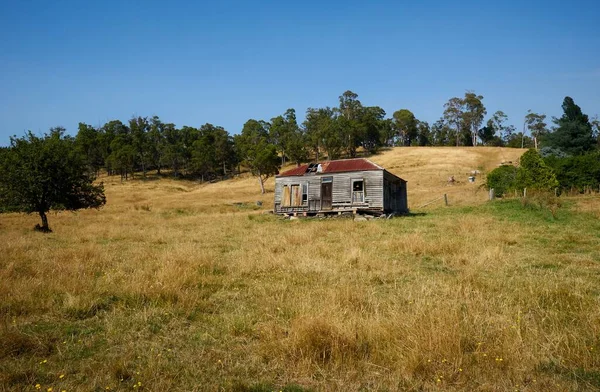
[{"left": 1, "top": 0, "right": 599, "bottom": 144}]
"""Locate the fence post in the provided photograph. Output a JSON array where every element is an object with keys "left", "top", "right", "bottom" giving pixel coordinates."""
[
  {"left": 523, "top": 188, "right": 527, "bottom": 198},
  {"left": 444, "top": 194, "right": 448, "bottom": 206},
  {"left": 489, "top": 188, "right": 495, "bottom": 200}
]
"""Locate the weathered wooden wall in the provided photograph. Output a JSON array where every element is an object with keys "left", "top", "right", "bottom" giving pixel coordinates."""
[
  {"left": 383, "top": 170, "right": 408, "bottom": 213},
  {"left": 274, "top": 170, "right": 385, "bottom": 213}
]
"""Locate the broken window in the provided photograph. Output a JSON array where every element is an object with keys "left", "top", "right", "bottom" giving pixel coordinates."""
[
  {"left": 302, "top": 184, "right": 308, "bottom": 205},
  {"left": 352, "top": 179, "right": 364, "bottom": 203}
]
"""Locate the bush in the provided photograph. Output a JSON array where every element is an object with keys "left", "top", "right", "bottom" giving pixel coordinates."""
[
  {"left": 515, "top": 149, "right": 558, "bottom": 191},
  {"left": 544, "top": 151, "right": 600, "bottom": 192},
  {"left": 486, "top": 165, "right": 518, "bottom": 197}
]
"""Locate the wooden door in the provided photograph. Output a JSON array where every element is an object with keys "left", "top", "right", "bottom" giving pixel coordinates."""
[{"left": 321, "top": 182, "right": 332, "bottom": 210}]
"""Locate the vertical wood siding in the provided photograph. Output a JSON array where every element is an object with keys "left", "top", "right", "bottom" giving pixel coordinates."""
[{"left": 275, "top": 170, "right": 387, "bottom": 212}]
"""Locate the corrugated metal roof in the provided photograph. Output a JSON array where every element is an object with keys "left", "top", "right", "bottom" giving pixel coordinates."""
[
  {"left": 278, "top": 164, "right": 310, "bottom": 177},
  {"left": 322, "top": 158, "right": 382, "bottom": 173},
  {"left": 277, "top": 158, "right": 383, "bottom": 177}
]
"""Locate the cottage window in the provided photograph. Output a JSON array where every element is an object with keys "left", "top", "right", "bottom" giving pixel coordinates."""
[
  {"left": 302, "top": 184, "right": 308, "bottom": 205},
  {"left": 352, "top": 179, "right": 364, "bottom": 203}
]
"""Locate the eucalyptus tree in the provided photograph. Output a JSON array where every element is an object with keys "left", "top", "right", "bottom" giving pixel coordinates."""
[
  {"left": 462, "top": 92, "right": 486, "bottom": 146},
  {"left": 235, "top": 119, "right": 280, "bottom": 194},
  {"left": 443, "top": 97, "right": 464, "bottom": 146},
  {"left": 392, "top": 109, "right": 418, "bottom": 146}
]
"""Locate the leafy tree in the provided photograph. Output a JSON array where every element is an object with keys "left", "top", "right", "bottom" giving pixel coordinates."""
[
  {"left": 543, "top": 97, "right": 596, "bottom": 155},
  {"left": 161, "top": 123, "right": 185, "bottom": 177},
  {"left": 107, "top": 133, "right": 136, "bottom": 180},
  {"left": 431, "top": 118, "right": 452, "bottom": 146},
  {"left": 462, "top": 92, "right": 486, "bottom": 146},
  {"left": 545, "top": 151, "right": 600, "bottom": 192},
  {"left": 338, "top": 90, "right": 364, "bottom": 157},
  {"left": 524, "top": 110, "right": 548, "bottom": 150},
  {"left": 148, "top": 116, "right": 166, "bottom": 175},
  {"left": 515, "top": 149, "right": 558, "bottom": 191},
  {"left": 304, "top": 107, "right": 342, "bottom": 160},
  {"left": 130, "top": 116, "right": 151, "bottom": 177},
  {"left": 477, "top": 122, "right": 503, "bottom": 146},
  {"left": 179, "top": 126, "right": 200, "bottom": 175},
  {"left": 443, "top": 97, "right": 464, "bottom": 146},
  {"left": 392, "top": 109, "right": 418, "bottom": 146},
  {"left": 285, "top": 127, "right": 309, "bottom": 166},
  {"left": 360, "top": 106, "right": 386, "bottom": 153},
  {"left": 416, "top": 120, "right": 431, "bottom": 146},
  {"left": 506, "top": 132, "right": 533, "bottom": 149},
  {"left": 212, "top": 125, "right": 237, "bottom": 176},
  {"left": 100, "top": 120, "right": 129, "bottom": 175},
  {"left": 269, "top": 109, "right": 297, "bottom": 166},
  {"left": 0, "top": 129, "right": 106, "bottom": 232},
  {"left": 486, "top": 111, "right": 509, "bottom": 142},
  {"left": 75, "top": 123, "right": 104, "bottom": 175},
  {"left": 486, "top": 165, "right": 518, "bottom": 197},
  {"left": 235, "top": 119, "right": 280, "bottom": 194},
  {"left": 191, "top": 123, "right": 236, "bottom": 180}
]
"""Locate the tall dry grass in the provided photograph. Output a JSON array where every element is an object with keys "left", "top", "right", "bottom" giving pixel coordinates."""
[{"left": 1, "top": 147, "right": 599, "bottom": 391}]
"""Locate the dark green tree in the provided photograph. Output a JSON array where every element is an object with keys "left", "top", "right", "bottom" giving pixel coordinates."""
[
  {"left": 416, "top": 120, "right": 431, "bottom": 146},
  {"left": 360, "top": 106, "right": 386, "bottom": 153},
  {"left": 0, "top": 129, "right": 106, "bottom": 232},
  {"left": 129, "top": 116, "right": 151, "bottom": 177},
  {"left": 75, "top": 123, "right": 104, "bottom": 175},
  {"left": 148, "top": 116, "right": 166, "bottom": 175},
  {"left": 515, "top": 149, "right": 558, "bottom": 191},
  {"left": 235, "top": 119, "right": 280, "bottom": 194},
  {"left": 392, "top": 109, "right": 418, "bottom": 146},
  {"left": 486, "top": 165, "right": 518, "bottom": 197},
  {"left": 304, "top": 107, "right": 343, "bottom": 160},
  {"left": 543, "top": 97, "right": 596, "bottom": 155}
]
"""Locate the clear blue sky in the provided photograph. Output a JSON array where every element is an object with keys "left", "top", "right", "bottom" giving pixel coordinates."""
[{"left": 1, "top": 0, "right": 599, "bottom": 144}]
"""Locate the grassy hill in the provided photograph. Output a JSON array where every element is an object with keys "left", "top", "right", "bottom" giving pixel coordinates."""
[{"left": 1, "top": 147, "right": 600, "bottom": 391}]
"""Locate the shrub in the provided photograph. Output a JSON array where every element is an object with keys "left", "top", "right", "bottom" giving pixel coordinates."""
[
  {"left": 515, "top": 149, "right": 558, "bottom": 191},
  {"left": 486, "top": 165, "right": 518, "bottom": 197}
]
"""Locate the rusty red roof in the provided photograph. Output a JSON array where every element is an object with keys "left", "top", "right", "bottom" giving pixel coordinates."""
[
  {"left": 278, "top": 164, "right": 310, "bottom": 177},
  {"left": 277, "top": 158, "right": 383, "bottom": 177},
  {"left": 322, "top": 158, "right": 382, "bottom": 173}
]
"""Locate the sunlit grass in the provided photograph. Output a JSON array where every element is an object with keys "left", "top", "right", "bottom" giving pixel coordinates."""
[{"left": 1, "top": 147, "right": 599, "bottom": 391}]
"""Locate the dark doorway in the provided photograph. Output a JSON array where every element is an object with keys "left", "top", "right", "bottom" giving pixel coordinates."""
[{"left": 321, "top": 177, "right": 333, "bottom": 210}]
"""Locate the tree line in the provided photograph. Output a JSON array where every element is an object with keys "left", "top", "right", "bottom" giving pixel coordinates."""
[
  {"left": 69, "top": 90, "right": 599, "bottom": 187},
  {"left": 487, "top": 97, "right": 600, "bottom": 196}
]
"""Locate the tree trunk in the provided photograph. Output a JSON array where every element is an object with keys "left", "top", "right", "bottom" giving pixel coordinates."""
[
  {"left": 258, "top": 172, "right": 265, "bottom": 194},
  {"left": 534, "top": 136, "right": 538, "bottom": 150},
  {"left": 37, "top": 210, "right": 51, "bottom": 232}
]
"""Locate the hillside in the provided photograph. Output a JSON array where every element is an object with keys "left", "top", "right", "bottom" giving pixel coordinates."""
[
  {"left": 2, "top": 147, "right": 599, "bottom": 392},
  {"left": 99, "top": 146, "right": 527, "bottom": 215}
]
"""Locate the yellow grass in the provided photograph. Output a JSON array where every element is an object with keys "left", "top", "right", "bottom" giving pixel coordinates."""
[{"left": 1, "top": 147, "right": 599, "bottom": 391}]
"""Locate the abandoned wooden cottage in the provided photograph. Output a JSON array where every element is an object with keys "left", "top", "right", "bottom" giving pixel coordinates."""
[{"left": 274, "top": 158, "right": 408, "bottom": 216}]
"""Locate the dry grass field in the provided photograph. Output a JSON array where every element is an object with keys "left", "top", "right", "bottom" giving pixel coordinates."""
[{"left": 1, "top": 147, "right": 600, "bottom": 391}]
